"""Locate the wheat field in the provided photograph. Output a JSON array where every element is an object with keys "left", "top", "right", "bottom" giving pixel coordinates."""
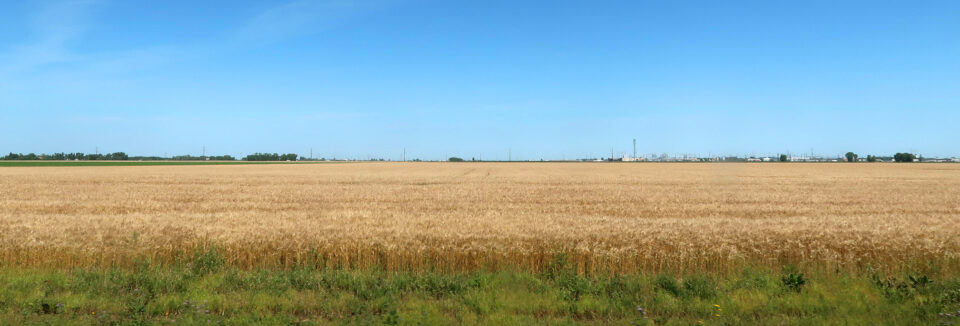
[{"left": 1, "top": 162, "right": 958, "bottom": 274}]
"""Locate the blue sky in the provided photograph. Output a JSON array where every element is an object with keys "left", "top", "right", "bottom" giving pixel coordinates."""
[{"left": 1, "top": 0, "right": 958, "bottom": 160}]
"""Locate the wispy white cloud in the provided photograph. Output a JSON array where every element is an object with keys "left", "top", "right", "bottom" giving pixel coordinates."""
[
  {"left": 0, "top": 0, "right": 104, "bottom": 74},
  {"left": 0, "top": 0, "right": 404, "bottom": 109},
  {"left": 1, "top": 0, "right": 395, "bottom": 78},
  {"left": 0, "top": 1, "right": 200, "bottom": 101},
  {"left": 238, "top": 0, "right": 393, "bottom": 44}
]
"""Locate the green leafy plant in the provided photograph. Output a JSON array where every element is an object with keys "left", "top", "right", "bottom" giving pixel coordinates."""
[
  {"left": 781, "top": 272, "right": 807, "bottom": 292},
  {"left": 655, "top": 274, "right": 682, "bottom": 297},
  {"left": 187, "top": 247, "right": 225, "bottom": 277},
  {"left": 683, "top": 276, "right": 717, "bottom": 299}
]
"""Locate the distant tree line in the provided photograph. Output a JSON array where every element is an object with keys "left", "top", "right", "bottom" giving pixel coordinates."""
[
  {"left": 0, "top": 151, "right": 939, "bottom": 163},
  {"left": 2, "top": 152, "right": 307, "bottom": 161},
  {"left": 171, "top": 155, "right": 236, "bottom": 161},
  {"left": 893, "top": 153, "right": 917, "bottom": 162},
  {"left": 774, "top": 152, "right": 924, "bottom": 163},
  {"left": 1, "top": 152, "right": 241, "bottom": 161},
  {"left": 2, "top": 152, "right": 129, "bottom": 160},
  {"left": 837, "top": 152, "right": 922, "bottom": 162},
  {"left": 243, "top": 153, "right": 299, "bottom": 161}
]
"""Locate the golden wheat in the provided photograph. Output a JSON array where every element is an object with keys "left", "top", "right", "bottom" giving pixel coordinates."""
[{"left": 1, "top": 162, "right": 958, "bottom": 274}]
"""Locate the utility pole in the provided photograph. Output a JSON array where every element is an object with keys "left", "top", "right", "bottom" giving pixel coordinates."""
[
  {"left": 508, "top": 148, "right": 512, "bottom": 162},
  {"left": 95, "top": 146, "right": 98, "bottom": 155},
  {"left": 310, "top": 148, "right": 313, "bottom": 160},
  {"left": 633, "top": 138, "right": 636, "bottom": 159},
  {"left": 402, "top": 148, "right": 406, "bottom": 162},
  {"left": 202, "top": 146, "right": 206, "bottom": 158}
]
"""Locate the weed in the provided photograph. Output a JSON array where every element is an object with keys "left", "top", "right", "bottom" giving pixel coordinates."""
[
  {"left": 655, "top": 274, "right": 682, "bottom": 297},
  {"left": 683, "top": 276, "right": 717, "bottom": 299},
  {"left": 781, "top": 272, "right": 807, "bottom": 293},
  {"left": 187, "top": 247, "right": 225, "bottom": 277}
]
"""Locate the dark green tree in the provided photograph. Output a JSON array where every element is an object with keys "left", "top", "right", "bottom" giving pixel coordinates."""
[
  {"left": 845, "top": 152, "right": 858, "bottom": 162},
  {"left": 893, "top": 153, "right": 916, "bottom": 162},
  {"left": 106, "top": 152, "right": 129, "bottom": 160},
  {"left": 779, "top": 154, "right": 788, "bottom": 162},
  {"left": 244, "top": 153, "right": 280, "bottom": 161}
]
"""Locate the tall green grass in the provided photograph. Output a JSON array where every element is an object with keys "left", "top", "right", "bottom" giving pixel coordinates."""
[{"left": 2, "top": 252, "right": 958, "bottom": 325}]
